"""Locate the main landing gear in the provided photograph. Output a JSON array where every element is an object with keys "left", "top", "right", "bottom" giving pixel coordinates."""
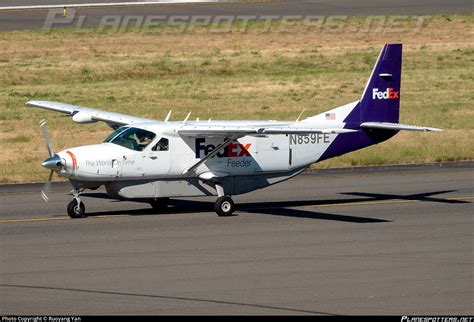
[
  {"left": 150, "top": 197, "right": 170, "bottom": 212},
  {"left": 215, "top": 195, "right": 235, "bottom": 217},
  {"left": 214, "top": 182, "right": 235, "bottom": 217},
  {"left": 67, "top": 188, "right": 86, "bottom": 218}
]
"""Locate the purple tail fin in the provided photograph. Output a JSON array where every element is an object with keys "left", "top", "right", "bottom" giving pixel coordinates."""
[{"left": 359, "top": 43, "right": 402, "bottom": 123}]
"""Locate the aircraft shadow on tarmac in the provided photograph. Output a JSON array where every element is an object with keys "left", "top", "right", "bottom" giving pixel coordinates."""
[
  {"left": 79, "top": 190, "right": 468, "bottom": 223},
  {"left": 340, "top": 190, "right": 468, "bottom": 204}
]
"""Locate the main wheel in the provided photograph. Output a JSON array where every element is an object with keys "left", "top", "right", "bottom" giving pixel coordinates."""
[
  {"left": 150, "top": 197, "right": 169, "bottom": 212},
  {"left": 67, "top": 199, "right": 86, "bottom": 218},
  {"left": 215, "top": 196, "right": 235, "bottom": 217}
]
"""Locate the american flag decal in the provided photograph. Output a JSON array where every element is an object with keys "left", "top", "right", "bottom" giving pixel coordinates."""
[{"left": 325, "top": 113, "right": 336, "bottom": 120}]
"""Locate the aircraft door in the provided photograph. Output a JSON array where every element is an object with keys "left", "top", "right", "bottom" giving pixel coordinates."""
[
  {"left": 254, "top": 135, "right": 289, "bottom": 172},
  {"left": 139, "top": 137, "right": 171, "bottom": 177}
]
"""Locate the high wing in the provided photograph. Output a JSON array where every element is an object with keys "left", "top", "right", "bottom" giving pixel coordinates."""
[
  {"left": 178, "top": 123, "right": 358, "bottom": 138},
  {"left": 26, "top": 100, "right": 154, "bottom": 129}
]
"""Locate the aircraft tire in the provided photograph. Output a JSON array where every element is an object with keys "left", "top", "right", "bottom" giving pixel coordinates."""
[
  {"left": 215, "top": 196, "right": 234, "bottom": 217},
  {"left": 67, "top": 199, "right": 86, "bottom": 218},
  {"left": 150, "top": 197, "right": 169, "bottom": 212}
]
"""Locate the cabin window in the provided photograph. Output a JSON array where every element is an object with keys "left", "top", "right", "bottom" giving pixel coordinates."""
[
  {"left": 152, "top": 138, "right": 169, "bottom": 151},
  {"left": 104, "top": 127, "right": 156, "bottom": 151}
]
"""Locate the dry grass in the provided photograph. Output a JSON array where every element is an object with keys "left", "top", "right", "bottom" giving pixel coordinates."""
[{"left": 0, "top": 14, "right": 473, "bottom": 183}]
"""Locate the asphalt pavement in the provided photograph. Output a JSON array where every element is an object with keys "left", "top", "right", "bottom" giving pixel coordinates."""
[
  {"left": 0, "top": 0, "right": 472, "bottom": 31},
  {"left": 1, "top": 163, "right": 472, "bottom": 314}
]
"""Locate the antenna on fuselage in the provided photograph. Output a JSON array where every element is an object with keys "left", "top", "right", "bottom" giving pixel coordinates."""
[
  {"left": 296, "top": 109, "right": 306, "bottom": 122},
  {"left": 183, "top": 112, "right": 191, "bottom": 124},
  {"left": 164, "top": 110, "right": 172, "bottom": 122}
]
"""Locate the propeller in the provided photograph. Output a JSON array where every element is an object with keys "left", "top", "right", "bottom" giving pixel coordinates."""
[
  {"left": 41, "top": 170, "right": 53, "bottom": 202},
  {"left": 40, "top": 119, "right": 54, "bottom": 157},
  {"left": 39, "top": 119, "right": 61, "bottom": 202}
]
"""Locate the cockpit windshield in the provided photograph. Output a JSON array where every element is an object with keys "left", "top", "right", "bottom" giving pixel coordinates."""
[{"left": 103, "top": 127, "right": 156, "bottom": 151}]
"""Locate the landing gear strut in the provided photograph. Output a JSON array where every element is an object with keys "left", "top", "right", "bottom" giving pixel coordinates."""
[
  {"left": 214, "top": 182, "right": 235, "bottom": 217},
  {"left": 67, "top": 189, "right": 86, "bottom": 218}
]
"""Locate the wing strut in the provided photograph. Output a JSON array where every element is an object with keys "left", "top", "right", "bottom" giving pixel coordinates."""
[{"left": 182, "top": 137, "right": 235, "bottom": 175}]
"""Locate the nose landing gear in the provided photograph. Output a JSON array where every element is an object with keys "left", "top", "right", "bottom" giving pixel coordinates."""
[{"left": 67, "top": 189, "right": 86, "bottom": 218}]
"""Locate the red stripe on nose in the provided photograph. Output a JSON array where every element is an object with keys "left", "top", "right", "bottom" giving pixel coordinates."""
[{"left": 66, "top": 150, "right": 77, "bottom": 171}]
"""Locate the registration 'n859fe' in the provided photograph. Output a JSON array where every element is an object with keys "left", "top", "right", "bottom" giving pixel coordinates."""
[{"left": 290, "top": 134, "right": 331, "bottom": 145}]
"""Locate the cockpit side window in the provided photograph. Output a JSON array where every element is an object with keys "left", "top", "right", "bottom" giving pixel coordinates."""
[
  {"left": 152, "top": 137, "right": 169, "bottom": 151},
  {"left": 104, "top": 127, "right": 156, "bottom": 151},
  {"left": 103, "top": 127, "right": 128, "bottom": 143}
]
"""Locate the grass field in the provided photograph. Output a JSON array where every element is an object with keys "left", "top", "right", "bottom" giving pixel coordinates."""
[{"left": 0, "top": 14, "right": 473, "bottom": 183}]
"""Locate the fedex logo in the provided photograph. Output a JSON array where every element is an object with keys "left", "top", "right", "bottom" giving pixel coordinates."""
[
  {"left": 195, "top": 138, "right": 251, "bottom": 159},
  {"left": 372, "top": 88, "right": 399, "bottom": 100}
]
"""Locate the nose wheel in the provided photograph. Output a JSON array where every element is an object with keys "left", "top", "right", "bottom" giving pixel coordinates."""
[
  {"left": 67, "top": 199, "right": 85, "bottom": 218},
  {"left": 67, "top": 189, "right": 86, "bottom": 218}
]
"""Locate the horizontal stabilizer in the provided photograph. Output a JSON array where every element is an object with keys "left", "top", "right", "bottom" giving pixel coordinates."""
[{"left": 361, "top": 122, "right": 443, "bottom": 132}]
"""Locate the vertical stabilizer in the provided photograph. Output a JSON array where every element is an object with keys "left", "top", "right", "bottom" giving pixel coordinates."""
[{"left": 359, "top": 44, "right": 402, "bottom": 123}]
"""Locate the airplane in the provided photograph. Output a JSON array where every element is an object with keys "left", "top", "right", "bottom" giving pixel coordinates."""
[{"left": 27, "top": 43, "right": 441, "bottom": 218}]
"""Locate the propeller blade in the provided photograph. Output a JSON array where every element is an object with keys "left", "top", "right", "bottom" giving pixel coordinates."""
[
  {"left": 41, "top": 170, "right": 54, "bottom": 202},
  {"left": 39, "top": 119, "right": 54, "bottom": 157}
]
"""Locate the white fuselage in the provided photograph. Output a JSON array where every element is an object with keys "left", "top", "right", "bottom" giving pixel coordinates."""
[{"left": 55, "top": 122, "right": 338, "bottom": 184}]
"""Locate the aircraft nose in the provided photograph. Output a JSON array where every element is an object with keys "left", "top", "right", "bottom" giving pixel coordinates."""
[{"left": 42, "top": 154, "right": 63, "bottom": 170}]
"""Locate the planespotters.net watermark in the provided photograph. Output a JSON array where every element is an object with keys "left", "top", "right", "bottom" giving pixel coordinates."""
[
  {"left": 42, "top": 9, "right": 430, "bottom": 34},
  {"left": 402, "top": 317, "right": 474, "bottom": 322}
]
